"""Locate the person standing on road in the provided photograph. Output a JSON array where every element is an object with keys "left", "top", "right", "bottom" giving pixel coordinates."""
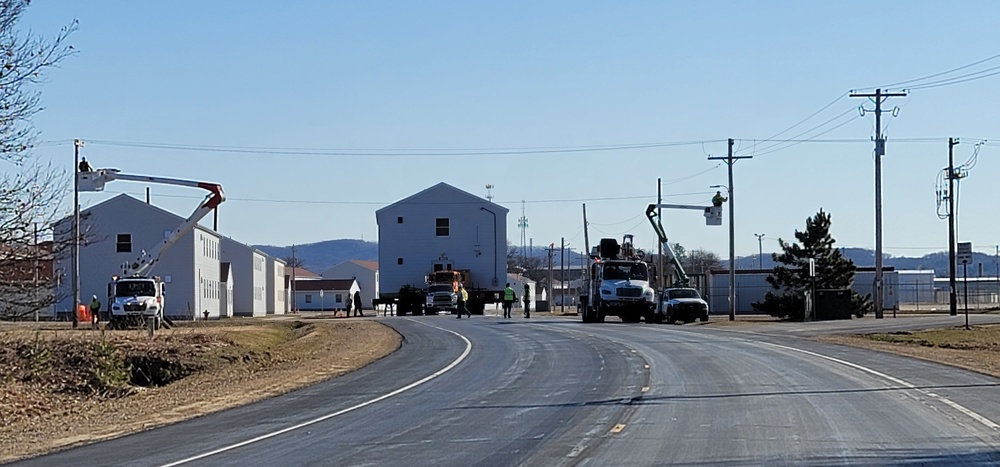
[
  {"left": 456, "top": 285, "right": 471, "bottom": 319},
  {"left": 89, "top": 295, "right": 101, "bottom": 328},
  {"left": 353, "top": 290, "right": 364, "bottom": 317},
  {"left": 502, "top": 283, "right": 516, "bottom": 319},
  {"left": 523, "top": 284, "right": 531, "bottom": 318}
]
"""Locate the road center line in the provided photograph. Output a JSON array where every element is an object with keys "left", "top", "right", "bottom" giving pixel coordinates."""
[
  {"left": 760, "top": 340, "right": 1000, "bottom": 430},
  {"left": 161, "top": 319, "right": 473, "bottom": 466}
]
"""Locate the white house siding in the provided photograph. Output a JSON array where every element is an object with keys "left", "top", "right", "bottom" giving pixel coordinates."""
[
  {"left": 266, "top": 258, "right": 287, "bottom": 315},
  {"left": 220, "top": 237, "right": 268, "bottom": 317},
  {"left": 293, "top": 279, "right": 359, "bottom": 312},
  {"left": 320, "top": 260, "right": 377, "bottom": 309},
  {"left": 193, "top": 230, "right": 223, "bottom": 319},
  {"left": 220, "top": 263, "right": 234, "bottom": 318},
  {"left": 375, "top": 183, "right": 508, "bottom": 298},
  {"left": 52, "top": 194, "right": 214, "bottom": 319}
]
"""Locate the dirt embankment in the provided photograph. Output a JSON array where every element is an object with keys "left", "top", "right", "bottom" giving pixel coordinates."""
[{"left": 0, "top": 318, "right": 401, "bottom": 463}]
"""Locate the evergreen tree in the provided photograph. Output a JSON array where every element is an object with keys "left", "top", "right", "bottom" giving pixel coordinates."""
[{"left": 752, "top": 209, "right": 871, "bottom": 320}]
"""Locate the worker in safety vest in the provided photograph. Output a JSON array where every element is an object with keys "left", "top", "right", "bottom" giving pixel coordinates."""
[
  {"left": 89, "top": 295, "right": 101, "bottom": 328},
  {"left": 456, "top": 285, "right": 471, "bottom": 319},
  {"left": 712, "top": 191, "right": 728, "bottom": 207},
  {"left": 502, "top": 283, "right": 515, "bottom": 319}
]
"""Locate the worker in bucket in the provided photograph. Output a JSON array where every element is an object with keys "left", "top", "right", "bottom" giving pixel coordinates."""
[
  {"left": 78, "top": 157, "right": 93, "bottom": 172},
  {"left": 712, "top": 190, "right": 728, "bottom": 207}
]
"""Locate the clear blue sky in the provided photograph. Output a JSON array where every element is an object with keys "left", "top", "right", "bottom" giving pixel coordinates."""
[{"left": 14, "top": 1, "right": 1000, "bottom": 262}]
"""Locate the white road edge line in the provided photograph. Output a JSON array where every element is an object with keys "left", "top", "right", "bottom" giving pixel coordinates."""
[
  {"left": 160, "top": 319, "right": 473, "bottom": 466},
  {"left": 761, "top": 340, "right": 1000, "bottom": 430}
]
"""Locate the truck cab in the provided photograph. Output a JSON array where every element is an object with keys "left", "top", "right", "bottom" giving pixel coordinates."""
[
  {"left": 582, "top": 236, "right": 656, "bottom": 323},
  {"left": 107, "top": 276, "right": 165, "bottom": 329}
]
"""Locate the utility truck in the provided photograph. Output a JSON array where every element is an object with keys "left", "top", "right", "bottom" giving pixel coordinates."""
[
  {"left": 77, "top": 168, "right": 225, "bottom": 329},
  {"left": 644, "top": 202, "right": 721, "bottom": 324},
  {"left": 581, "top": 235, "right": 657, "bottom": 323}
]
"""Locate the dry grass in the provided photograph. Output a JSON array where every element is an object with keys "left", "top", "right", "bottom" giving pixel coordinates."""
[
  {"left": 820, "top": 325, "right": 1000, "bottom": 379},
  {"left": 0, "top": 318, "right": 401, "bottom": 463}
]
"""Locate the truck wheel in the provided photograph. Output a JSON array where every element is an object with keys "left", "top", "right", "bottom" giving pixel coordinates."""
[
  {"left": 596, "top": 306, "right": 606, "bottom": 323},
  {"left": 666, "top": 308, "right": 677, "bottom": 324},
  {"left": 699, "top": 313, "right": 709, "bottom": 322}
]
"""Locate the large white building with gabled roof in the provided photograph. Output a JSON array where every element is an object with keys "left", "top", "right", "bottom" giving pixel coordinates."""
[
  {"left": 52, "top": 194, "right": 285, "bottom": 320},
  {"left": 375, "top": 183, "right": 508, "bottom": 302}
]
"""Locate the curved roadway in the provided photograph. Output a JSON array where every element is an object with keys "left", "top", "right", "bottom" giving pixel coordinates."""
[{"left": 12, "top": 314, "right": 1000, "bottom": 466}]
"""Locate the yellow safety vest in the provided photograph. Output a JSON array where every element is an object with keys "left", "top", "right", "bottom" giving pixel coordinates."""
[{"left": 504, "top": 287, "right": 515, "bottom": 300}]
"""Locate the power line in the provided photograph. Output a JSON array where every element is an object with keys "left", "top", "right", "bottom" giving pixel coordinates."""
[
  {"left": 856, "top": 52, "right": 1000, "bottom": 91},
  {"left": 82, "top": 139, "right": 726, "bottom": 157}
]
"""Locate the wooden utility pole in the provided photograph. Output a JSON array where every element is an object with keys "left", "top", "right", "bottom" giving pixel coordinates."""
[
  {"left": 72, "top": 139, "right": 83, "bottom": 329},
  {"left": 850, "top": 88, "right": 907, "bottom": 319},
  {"left": 708, "top": 138, "right": 751, "bottom": 321}
]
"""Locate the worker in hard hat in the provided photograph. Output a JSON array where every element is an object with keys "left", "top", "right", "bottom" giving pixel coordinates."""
[
  {"left": 79, "top": 157, "right": 93, "bottom": 172},
  {"left": 89, "top": 295, "right": 101, "bottom": 328},
  {"left": 712, "top": 191, "right": 728, "bottom": 207}
]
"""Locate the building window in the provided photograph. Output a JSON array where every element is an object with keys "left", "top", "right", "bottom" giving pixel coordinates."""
[
  {"left": 397, "top": 258, "right": 403, "bottom": 265},
  {"left": 436, "top": 218, "right": 450, "bottom": 237},
  {"left": 305, "top": 294, "right": 312, "bottom": 303},
  {"left": 116, "top": 234, "right": 132, "bottom": 253},
  {"left": 397, "top": 216, "right": 403, "bottom": 224}
]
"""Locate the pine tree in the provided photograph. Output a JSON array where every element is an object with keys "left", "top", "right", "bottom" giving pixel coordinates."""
[{"left": 752, "top": 209, "right": 871, "bottom": 320}]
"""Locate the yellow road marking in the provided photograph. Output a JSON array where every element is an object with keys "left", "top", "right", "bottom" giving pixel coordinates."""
[
  {"left": 641, "top": 386, "right": 650, "bottom": 393},
  {"left": 610, "top": 424, "right": 626, "bottom": 434}
]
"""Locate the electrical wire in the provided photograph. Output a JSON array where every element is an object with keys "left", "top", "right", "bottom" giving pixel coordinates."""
[
  {"left": 738, "top": 107, "right": 858, "bottom": 156},
  {"left": 83, "top": 139, "right": 726, "bottom": 157},
  {"left": 855, "top": 52, "right": 1000, "bottom": 91}
]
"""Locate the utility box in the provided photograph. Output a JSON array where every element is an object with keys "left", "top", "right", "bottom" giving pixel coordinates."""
[{"left": 815, "top": 289, "right": 852, "bottom": 320}]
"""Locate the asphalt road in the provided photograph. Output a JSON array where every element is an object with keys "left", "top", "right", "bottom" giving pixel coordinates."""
[{"left": 13, "top": 313, "right": 1000, "bottom": 466}]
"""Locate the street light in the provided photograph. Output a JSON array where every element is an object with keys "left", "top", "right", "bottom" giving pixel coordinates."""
[
  {"left": 480, "top": 207, "right": 498, "bottom": 286},
  {"left": 754, "top": 233, "right": 765, "bottom": 269},
  {"left": 711, "top": 184, "right": 735, "bottom": 321}
]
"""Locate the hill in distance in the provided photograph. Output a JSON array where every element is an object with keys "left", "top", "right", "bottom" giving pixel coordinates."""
[{"left": 253, "top": 239, "right": 377, "bottom": 274}]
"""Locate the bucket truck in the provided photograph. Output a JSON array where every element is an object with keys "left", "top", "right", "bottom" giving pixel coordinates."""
[
  {"left": 581, "top": 235, "right": 657, "bottom": 323},
  {"left": 77, "top": 168, "right": 225, "bottom": 329},
  {"left": 644, "top": 203, "right": 720, "bottom": 323}
]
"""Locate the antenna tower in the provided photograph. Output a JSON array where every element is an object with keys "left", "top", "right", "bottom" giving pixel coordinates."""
[
  {"left": 517, "top": 201, "right": 528, "bottom": 258},
  {"left": 485, "top": 184, "right": 494, "bottom": 202}
]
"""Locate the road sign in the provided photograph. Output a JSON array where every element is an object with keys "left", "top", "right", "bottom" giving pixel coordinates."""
[{"left": 957, "top": 242, "right": 973, "bottom": 264}]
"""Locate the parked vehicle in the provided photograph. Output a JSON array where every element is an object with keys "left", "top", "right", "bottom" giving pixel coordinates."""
[
  {"left": 581, "top": 236, "right": 656, "bottom": 323},
  {"left": 658, "top": 287, "right": 709, "bottom": 323}
]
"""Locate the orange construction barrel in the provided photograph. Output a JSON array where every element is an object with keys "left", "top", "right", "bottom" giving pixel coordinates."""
[{"left": 77, "top": 304, "right": 91, "bottom": 323}]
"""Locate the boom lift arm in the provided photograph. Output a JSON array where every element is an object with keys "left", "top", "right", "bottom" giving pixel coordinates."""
[
  {"left": 78, "top": 168, "right": 226, "bottom": 276},
  {"left": 645, "top": 203, "right": 722, "bottom": 287}
]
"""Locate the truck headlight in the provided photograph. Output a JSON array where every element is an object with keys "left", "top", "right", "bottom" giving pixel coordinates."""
[
  {"left": 112, "top": 304, "right": 121, "bottom": 311},
  {"left": 601, "top": 288, "right": 611, "bottom": 295}
]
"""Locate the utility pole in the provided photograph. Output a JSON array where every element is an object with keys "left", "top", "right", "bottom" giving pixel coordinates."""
[
  {"left": 72, "top": 139, "right": 84, "bottom": 329},
  {"left": 947, "top": 137, "right": 959, "bottom": 316},
  {"left": 582, "top": 204, "right": 590, "bottom": 307},
  {"left": 754, "top": 233, "right": 765, "bottom": 269},
  {"left": 547, "top": 243, "right": 554, "bottom": 310},
  {"left": 708, "top": 138, "right": 752, "bottom": 321},
  {"left": 290, "top": 244, "right": 297, "bottom": 313},
  {"left": 850, "top": 88, "right": 907, "bottom": 320},
  {"left": 560, "top": 237, "right": 566, "bottom": 314},
  {"left": 657, "top": 179, "right": 663, "bottom": 290}
]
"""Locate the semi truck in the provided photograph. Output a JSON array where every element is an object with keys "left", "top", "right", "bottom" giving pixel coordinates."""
[
  {"left": 379, "top": 263, "right": 503, "bottom": 316},
  {"left": 77, "top": 168, "right": 225, "bottom": 329}
]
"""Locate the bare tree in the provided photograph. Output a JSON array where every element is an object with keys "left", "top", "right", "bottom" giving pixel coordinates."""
[{"left": 0, "top": 2, "right": 77, "bottom": 319}]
